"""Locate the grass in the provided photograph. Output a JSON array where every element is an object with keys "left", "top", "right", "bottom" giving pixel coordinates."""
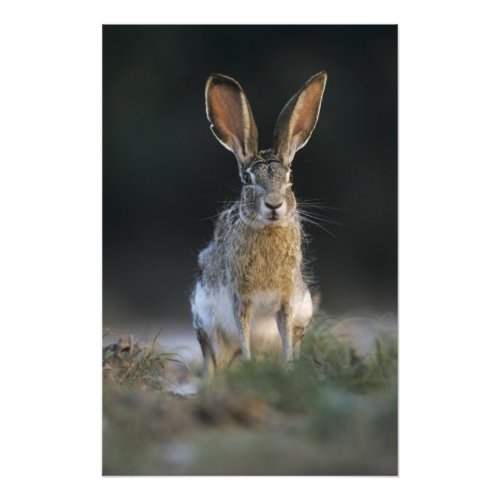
[
  {"left": 102, "top": 316, "right": 397, "bottom": 475},
  {"left": 103, "top": 331, "right": 183, "bottom": 390}
]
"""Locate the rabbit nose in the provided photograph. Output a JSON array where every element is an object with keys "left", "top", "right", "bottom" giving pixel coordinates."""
[
  {"left": 264, "top": 193, "right": 284, "bottom": 210},
  {"left": 265, "top": 200, "right": 283, "bottom": 210}
]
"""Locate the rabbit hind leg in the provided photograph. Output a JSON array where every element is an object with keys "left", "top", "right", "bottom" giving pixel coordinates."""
[{"left": 196, "top": 327, "right": 217, "bottom": 378}]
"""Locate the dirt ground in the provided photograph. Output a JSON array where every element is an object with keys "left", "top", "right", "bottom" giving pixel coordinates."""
[{"left": 103, "top": 313, "right": 398, "bottom": 475}]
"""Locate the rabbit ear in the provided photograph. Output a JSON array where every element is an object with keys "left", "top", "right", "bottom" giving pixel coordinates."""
[
  {"left": 205, "top": 74, "right": 258, "bottom": 166},
  {"left": 273, "top": 71, "right": 327, "bottom": 167}
]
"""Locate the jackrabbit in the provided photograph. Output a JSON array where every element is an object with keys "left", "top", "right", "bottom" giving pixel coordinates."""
[{"left": 191, "top": 71, "right": 328, "bottom": 376}]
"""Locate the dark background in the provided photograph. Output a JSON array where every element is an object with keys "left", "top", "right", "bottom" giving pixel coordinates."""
[{"left": 103, "top": 25, "right": 397, "bottom": 328}]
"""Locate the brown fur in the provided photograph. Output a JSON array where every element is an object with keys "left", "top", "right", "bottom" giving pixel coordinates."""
[{"left": 200, "top": 199, "right": 302, "bottom": 299}]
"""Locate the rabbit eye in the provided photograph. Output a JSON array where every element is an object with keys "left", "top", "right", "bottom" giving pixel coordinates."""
[
  {"left": 243, "top": 172, "right": 252, "bottom": 184},
  {"left": 289, "top": 172, "right": 293, "bottom": 183}
]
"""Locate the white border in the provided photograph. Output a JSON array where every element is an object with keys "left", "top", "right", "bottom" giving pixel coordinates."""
[{"left": 1, "top": 1, "right": 499, "bottom": 497}]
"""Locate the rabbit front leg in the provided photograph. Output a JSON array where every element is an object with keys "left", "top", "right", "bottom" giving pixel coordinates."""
[
  {"left": 277, "top": 304, "right": 294, "bottom": 363},
  {"left": 293, "top": 326, "right": 306, "bottom": 359},
  {"left": 234, "top": 296, "right": 252, "bottom": 360}
]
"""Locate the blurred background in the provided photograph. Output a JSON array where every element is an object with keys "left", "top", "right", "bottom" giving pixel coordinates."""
[{"left": 103, "top": 25, "right": 397, "bottom": 335}]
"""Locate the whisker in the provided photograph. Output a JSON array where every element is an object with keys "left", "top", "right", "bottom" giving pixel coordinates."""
[
  {"left": 298, "top": 197, "right": 347, "bottom": 208},
  {"left": 298, "top": 202, "right": 347, "bottom": 213},
  {"left": 297, "top": 209, "right": 347, "bottom": 227},
  {"left": 298, "top": 213, "right": 337, "bottom": 238},
  {"left": 194, "top": 213, "right": 221, "bottom": 222}
]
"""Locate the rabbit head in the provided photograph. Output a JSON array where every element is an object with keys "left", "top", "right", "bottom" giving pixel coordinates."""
[{"left": 205, "top": 71, "right": 327, "bottom": 226}]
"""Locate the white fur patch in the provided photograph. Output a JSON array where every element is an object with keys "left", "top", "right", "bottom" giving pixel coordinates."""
[
  {"left": 249, "top": 290, "right": 282, "bottom": 347},
  {"left": 192, "top": 283, "right": 237, "bottom": 339},
  {"left": 291, "top": 287, "right": 313, "bottom": 327},
  {"left": 192, "top": 284, "right": 313, "bottom": 352}
]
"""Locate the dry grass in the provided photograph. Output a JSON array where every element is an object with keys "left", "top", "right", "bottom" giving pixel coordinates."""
[{"left": 102, "top": 317, "right": 397, "bottom": 475}]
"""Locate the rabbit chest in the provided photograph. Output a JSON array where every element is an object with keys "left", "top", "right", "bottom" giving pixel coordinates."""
[{"left": 230, "top": 222, "right": 302, "bottom": 297}]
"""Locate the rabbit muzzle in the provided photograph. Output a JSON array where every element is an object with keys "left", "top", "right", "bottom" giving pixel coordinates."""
[{"left": 260, "top": 191, "right": 287, "bottom": 221}]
